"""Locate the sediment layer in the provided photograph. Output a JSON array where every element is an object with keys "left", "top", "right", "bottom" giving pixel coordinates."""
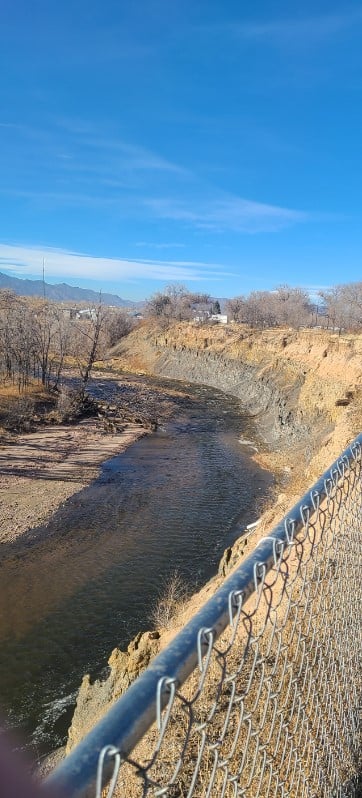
[{"left": 66, "top": 323, "right": 362, "bottom": 752}]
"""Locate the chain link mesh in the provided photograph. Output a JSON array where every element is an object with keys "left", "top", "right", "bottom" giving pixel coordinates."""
[{"left": 57, "top": 439, "right": 362, "bottom": 798}]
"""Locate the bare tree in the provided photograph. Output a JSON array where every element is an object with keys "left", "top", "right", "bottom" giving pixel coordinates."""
[
  {"left": 228, "top": 286, "right": 311, "bottom": 329},
  {"left": 146, "top": 290, "right": 173, "bottom": 325},
  {"left": 343, "top": 282, "right": 362, "bottom": 328},
  {"left": 272, "top": 285, "right": 311, "bottom": 327},
  {"left": 242, "top": 291, "right": 275, "bottom": 327},
  {"left": 31, "top": 300, "right": 57, "bottom": 387},
  {"left": 0, "top": 292, "right": 36, "bottom": 389},
  {"left": 225, "top": 296, "right": 245, "bottom": 323},
  {"left": 106, "top": 310, "right": 135, "bottom": 346},
  {"left": 0, "top": 293, "right": 110, "bottom": 396},
  {"left": 51, "top": 306, "right": 73, "bottom": 389},
  {"left": 320, "top": 282, "right": 362, "bottom": 331},
  {"left": 72, "top": 300, "right": 109, "bottom": 392},
  {"left": 146, "top": 284, "right": 210, "bottom": 325}
]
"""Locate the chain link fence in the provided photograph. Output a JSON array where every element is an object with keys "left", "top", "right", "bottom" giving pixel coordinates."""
[{"left": 46, "top": 434, "right": 362, "bottom": 798}]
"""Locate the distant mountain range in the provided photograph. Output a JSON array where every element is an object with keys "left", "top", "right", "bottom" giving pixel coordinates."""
[{"left": 0, "top": 272, "right": 138, "bottom": 307}]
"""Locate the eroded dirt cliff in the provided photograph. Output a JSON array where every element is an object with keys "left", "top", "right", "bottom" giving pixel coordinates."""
[
  {"left": 66, "top": 323, "right": 362, "bottom": 752},
  {"left": 114, "top": 323, "right": 361, "bottom": 467}
]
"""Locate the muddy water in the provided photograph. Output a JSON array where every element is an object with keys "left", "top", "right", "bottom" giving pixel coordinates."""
[{"left": 0, "top": 377, "right": 273, "bottom": 756}]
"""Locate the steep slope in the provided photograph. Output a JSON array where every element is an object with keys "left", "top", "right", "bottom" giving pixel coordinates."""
[
  {"left": 111, "top": 322, "right": 362, "bottom": 474},
  {"left": 67, "top": 322, "right": 362, "bottom": 752}
]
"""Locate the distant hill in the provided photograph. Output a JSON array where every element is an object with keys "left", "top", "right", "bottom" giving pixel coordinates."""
[{"left": 0, "top": 272, "right": 138, "bottom": 307}]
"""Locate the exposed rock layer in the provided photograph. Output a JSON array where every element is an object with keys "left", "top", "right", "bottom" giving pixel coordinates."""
[
  {"left": 112, "top": 323, "right": 362, "bottom": 457},
  {"left": 67, "top": 324, "right": 362, "bottom": 751}
]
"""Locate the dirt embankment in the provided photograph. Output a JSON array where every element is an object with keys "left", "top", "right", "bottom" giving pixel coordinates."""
[
  {"left": 0, "top": 418, "right": 147, "bottom": 545},
  {"left": 0, "top": 374, "right": 188, "bottom": 546},
  {"left": 111, "top": 322, "right": 362, "bottom": 477},
  {"left": 66, "top": 323, "right": 362, "bottom": 754}
]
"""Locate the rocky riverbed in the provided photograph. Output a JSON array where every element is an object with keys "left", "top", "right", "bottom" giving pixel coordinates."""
[
  {"left": 0, "top": 371, "right": 273, "bottom": 760},
  {"left": 62, "top": 323, "right": 362, "bottom": 762}
]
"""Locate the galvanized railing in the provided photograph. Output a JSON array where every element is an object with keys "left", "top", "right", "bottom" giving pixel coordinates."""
[{"left": 45, "top": 434, "right": 362, "bottom": 798}]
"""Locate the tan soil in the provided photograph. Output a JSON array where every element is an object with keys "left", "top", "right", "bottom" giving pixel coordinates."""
[
  {"left": 0, "top": 418, "right": 147, "bottom": 544},
  {"left": 66, "top": 324, "right": 362, "bottom": 754}
]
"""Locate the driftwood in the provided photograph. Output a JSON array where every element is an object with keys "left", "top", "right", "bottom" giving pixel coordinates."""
[{"left": 95, "top": 398, "right": 158, "bottom": 433}]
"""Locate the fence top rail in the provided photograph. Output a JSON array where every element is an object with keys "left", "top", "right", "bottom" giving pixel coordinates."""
[{"left": 44, "top": 432, "right": 362, "bottom": 798}]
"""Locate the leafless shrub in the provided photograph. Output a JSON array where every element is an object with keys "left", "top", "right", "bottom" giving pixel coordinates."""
[
  {"left": 4, "top": 395, "right": 35, "bottom": 432},
  {"left": 53, "top": 388, "right": 85, "bottom": 422},
  {"left": 150, "top": 571, "right": 190, "bottom": 631},
  {"left": 106, "top": 310, "right": 135, "bottom": 346}
]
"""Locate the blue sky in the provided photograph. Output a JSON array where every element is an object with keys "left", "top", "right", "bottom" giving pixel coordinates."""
[{"left": 1, "top": 0, "right": 362, "bottom": 301}]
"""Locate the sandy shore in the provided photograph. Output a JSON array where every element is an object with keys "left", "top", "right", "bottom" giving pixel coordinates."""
[{"left": 0, "top": 418, "right": 147, "bottom": 544}]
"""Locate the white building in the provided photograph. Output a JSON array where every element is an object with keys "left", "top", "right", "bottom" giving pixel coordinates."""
[{"left": 210, "top": 314, "right": 228, "bottom": 324}]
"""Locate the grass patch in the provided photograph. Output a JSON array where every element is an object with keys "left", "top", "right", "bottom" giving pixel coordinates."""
[{"left": 0, "top": 380, "right": 55, "bottom": 433}]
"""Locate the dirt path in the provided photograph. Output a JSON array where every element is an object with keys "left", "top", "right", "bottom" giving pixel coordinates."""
[{"left": 0, "top": 419, "right": 147, "bottom": 544}]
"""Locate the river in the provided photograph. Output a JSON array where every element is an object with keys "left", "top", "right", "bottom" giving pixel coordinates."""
[{"left": 0, "top": 375, "right": 273, "bottom": 757}]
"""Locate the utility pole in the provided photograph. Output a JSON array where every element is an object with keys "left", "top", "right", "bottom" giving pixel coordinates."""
[{"left": 42, "top": 257, "right": 46, "bottom": 300}]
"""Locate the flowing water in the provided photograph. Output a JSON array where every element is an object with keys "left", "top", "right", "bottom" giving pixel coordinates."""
[{"left": 0, "top": 376, "right": 273, "bottom": 756}]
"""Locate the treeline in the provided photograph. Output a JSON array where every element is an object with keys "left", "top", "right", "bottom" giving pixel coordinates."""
[
  {"left": 0, "top": 290, "right": 134, "bottom": 392},
  {"left": 146, "top": 282, "right": 362, "bottom": 331},
  {"left": 2, "top": 279, "right": 361, "bottom": 394},
  {"left": 226, "top": 283, "right": 362, "bottom": 330},
  {"left": 146, "top": 284, "right": 215, "bottom": 323},
  {"left": 226, "top": 286, "right": 311, "bottom": 328}
]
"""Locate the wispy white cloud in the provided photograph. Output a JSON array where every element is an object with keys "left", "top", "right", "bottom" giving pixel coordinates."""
[
  {"left": 0, "top": 117, "right": 312, "bottom": 234},
  {"left": 0, "top": 188, "right": 120, "bottom": 208},
  {"left": 0, "top": 118, "right": 188, "bottom": 202},
  {"left": 0, "top": 243, "right": 229, "bottom": 284},
  {"left": 212, "top": 10, "right": 362, "bottom": 45},
  {"left": 0, "top": 181, "right": 309, "bottom": 235},
  {"left": 88, "top": 137, "right": 187, "bottom": 175},
  {"left": 135, "top": 241, "right": 186, "bottom": 249},
  {"left": 54, "top": 119, "right": 188, "bottom": 176},
  {"left": 145, "top": 195, "right": 308, "bottom": 233}
]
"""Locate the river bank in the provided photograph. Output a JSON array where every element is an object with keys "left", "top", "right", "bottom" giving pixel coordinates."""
[
  {"left": 0, "top": 373, "right": 193, "bottom": 546},
  {"left": 0, "top": 418, "right": 148, "bottom": 545},
  {"left": 1, "top": 372, "right": 273, "bottom": 758},
  {"left": 4, "top": 322, "right": 361, "bottom": 767},
  {"left": 63, "top": 323, "right": 362, "bottom": 759},
  {"left": 113, "top": 322, "right": 362, "bottom": 482}
]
